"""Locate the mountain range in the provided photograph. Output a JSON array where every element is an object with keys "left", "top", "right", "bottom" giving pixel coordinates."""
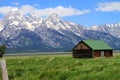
[{"left": 0, "top": 8, "right": 120, "bottom": 52}]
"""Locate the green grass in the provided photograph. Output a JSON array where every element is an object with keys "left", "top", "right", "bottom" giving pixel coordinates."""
[{"left": 0, "top": 54, "right": 120, "bottom": 80}]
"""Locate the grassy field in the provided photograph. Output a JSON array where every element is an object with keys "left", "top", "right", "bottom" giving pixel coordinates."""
[{"left": 0, "top": 53, "right": 120, "bottom": 80}]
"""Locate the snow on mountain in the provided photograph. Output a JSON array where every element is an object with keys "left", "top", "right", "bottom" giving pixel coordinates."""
[
  {"left": 44, "top": 13, "right": 84, "bottom": 38},
  {"left": 0, "top": 8, "right": 120, "bottom": 52},
  {"left": 44, "top": 13, "right": 67, "bottom": 30},
  {"left": 0, "top": 20, "right": 4, "bottom": 31},
  {"left": 0, "top": 9, "right": 26, "bottom": 39},
  {"left": 2, "top": 8, "right": 25, "bottom": 29},
  {"left": 24, "top": 13, "right": 43, "bottom": 31},
  {"left": 90, "top": 23, "right": 120, "bottom": 38}
]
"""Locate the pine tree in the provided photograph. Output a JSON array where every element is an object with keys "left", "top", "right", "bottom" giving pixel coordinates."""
[{"left": 0, "top": 45, "right": 6, "bottom": 58}]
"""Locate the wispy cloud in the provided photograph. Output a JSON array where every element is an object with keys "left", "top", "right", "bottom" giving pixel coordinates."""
[
  {"left": 12, "top": 2, "right": 20, "bottom": 6},
  {"left": 0, "top": 5, "right": 89, "bottom": 17},
  {"left": 96, "top": 2, "right": 120, "bottom": 12}
]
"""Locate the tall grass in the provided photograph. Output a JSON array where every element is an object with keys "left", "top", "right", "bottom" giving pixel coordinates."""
[{"left": 0, "top": 54, "right": 120, "bottom": 80}]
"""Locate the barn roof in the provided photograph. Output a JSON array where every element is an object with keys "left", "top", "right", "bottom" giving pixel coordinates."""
[
  {"left": 73, "top": 40, "right": 113, "bottom": 50},
  {"left": 83, "top": 40, "right": 112, "bottom": 50}
]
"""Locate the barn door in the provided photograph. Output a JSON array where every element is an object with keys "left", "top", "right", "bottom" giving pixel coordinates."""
[{"left": 101, "top": 51, "right": 104, "bottom": 57}]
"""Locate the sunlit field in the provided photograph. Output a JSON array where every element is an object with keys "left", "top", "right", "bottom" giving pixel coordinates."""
[{"left": 0, "top": 53, "right": 120, "bottom": 80}]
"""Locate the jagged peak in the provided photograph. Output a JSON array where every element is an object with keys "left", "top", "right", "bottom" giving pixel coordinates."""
[
  {"left": 47, "top": 13, "right": 61, "bottom": 23},
  {"left": 100, "top": 23, "right": 120, "bottom": 28},
  {"left": 50, "top": 13, "right": 59, "bottom": 18},
  {"left": 48, "top": 13, "right": 60, "bottom": 19},
  {"left": 25, "top": 13, "right": 43, "bottom": 22},
  {"left": 11, "top": 8, "right": 19, "bottom": 12},
  {"left": 26, "top": 13, "right": 36, "bottom": 17},
  {"left": 8, "top": 8, "right": 21, "bottom": 15},
  {"left": 3, "top": 8, "right": 22, "bottom": 21},
  {"left": 26, "top": 13, "right": 39, "bottom": 19}
]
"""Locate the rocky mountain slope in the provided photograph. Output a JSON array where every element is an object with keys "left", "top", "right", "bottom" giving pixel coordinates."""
[
  {"left": 89, "top": 23, "right": 120, "bottom": 38},
  {"left": 0, "top": 8, "right": 120, "bottom": 52}
]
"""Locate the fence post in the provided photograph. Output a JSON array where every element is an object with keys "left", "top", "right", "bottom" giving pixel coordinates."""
[{"left": 0, "top": 60, "right": 9, "bottom": 80}]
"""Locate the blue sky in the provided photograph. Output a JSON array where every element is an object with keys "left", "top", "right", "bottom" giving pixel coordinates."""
[{"left": 0, "top": 0, "right": 120, "bottom": 27}]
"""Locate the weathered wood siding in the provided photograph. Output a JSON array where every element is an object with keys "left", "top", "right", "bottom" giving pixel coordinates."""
[
  {"left": 104, "top": 50, "right": 113, "bottom": 57},
  {"left": 74, "top": 42, "right": 90, "bottom": 50},
  {"left": 73, "top": 42, "right": 92, "bottom": 58},
  {"left": 93, "top": 51, "right": 101, "bottom": 57},
  {"left": 93, "top": 50, "right": 113, "bottom": 58},
  {"left": 73, "top": 50, "right": 92, "bottom": 58}
]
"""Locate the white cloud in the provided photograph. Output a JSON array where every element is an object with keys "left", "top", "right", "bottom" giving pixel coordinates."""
[
  {"left": 0, "top": 5, "right": 89, "bottom": 17},
  {"left": 96, "top": 2, "right": 120, "bottom": 12},
  {"left": 0, "top": 6, "right": 13, "bottom": 15}
]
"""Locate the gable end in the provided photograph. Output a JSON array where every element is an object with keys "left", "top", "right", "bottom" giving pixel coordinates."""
[{"left": 73, "top": 41, "right": 92, "bottom": 50}]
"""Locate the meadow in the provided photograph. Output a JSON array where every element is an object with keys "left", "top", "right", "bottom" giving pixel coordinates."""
[{"left": 0, "top": 53, "right": 120, "bottom": 80}]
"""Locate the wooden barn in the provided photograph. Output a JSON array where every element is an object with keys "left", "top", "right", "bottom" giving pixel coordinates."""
[{"left": 72, "top": 40, "right": 113, "bottom": 58}]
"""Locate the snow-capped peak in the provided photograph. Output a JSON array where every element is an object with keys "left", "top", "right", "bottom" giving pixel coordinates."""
[
  {"left": 29, "top": 13, "right": 37, "bottom": 17},
  {"left": 49, "top": 13, "right": 60, "bottom": 19},
  {"left": 1, "top": 8, "right": 26, "bottom": 31},
  {"left": 89, "top": 23, "right": 120, "bottom": 38},
  {"left": 48, "top": 13, "right": 61, "bottom": 22},
  {"left": 91, "top": 25, "right": 98, "bottom": 30},
  {"left": 11, "top": 8, "right": 19, "bottom": 12},
  {"left": 4, "top": 8, "right": 22, "bottom": 21},
  {"left": 24, "top": 13, "right": 43, "bottom": 31}
]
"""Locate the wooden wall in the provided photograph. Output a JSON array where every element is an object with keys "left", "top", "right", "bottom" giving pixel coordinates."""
[
  {"left": 104, "top": 50, "right": 113, "bottom": 57},
  {"left": 73, "top": 42, "right": 93, "bottom": 58},
  {"left": 73, "top": 50, "right": 113, "bottom": 58},
  {"left": 93, "top": 51, "right": 101, "bottom": 57},
  {"left": 93, "top": 50, "right": 113, "bottom": 58},
  {"left": 73, "top": 50, "right": 92, "bottom": 58},
  {"left": 74, "top": 42, "right": 90, "bottom": 50}
]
